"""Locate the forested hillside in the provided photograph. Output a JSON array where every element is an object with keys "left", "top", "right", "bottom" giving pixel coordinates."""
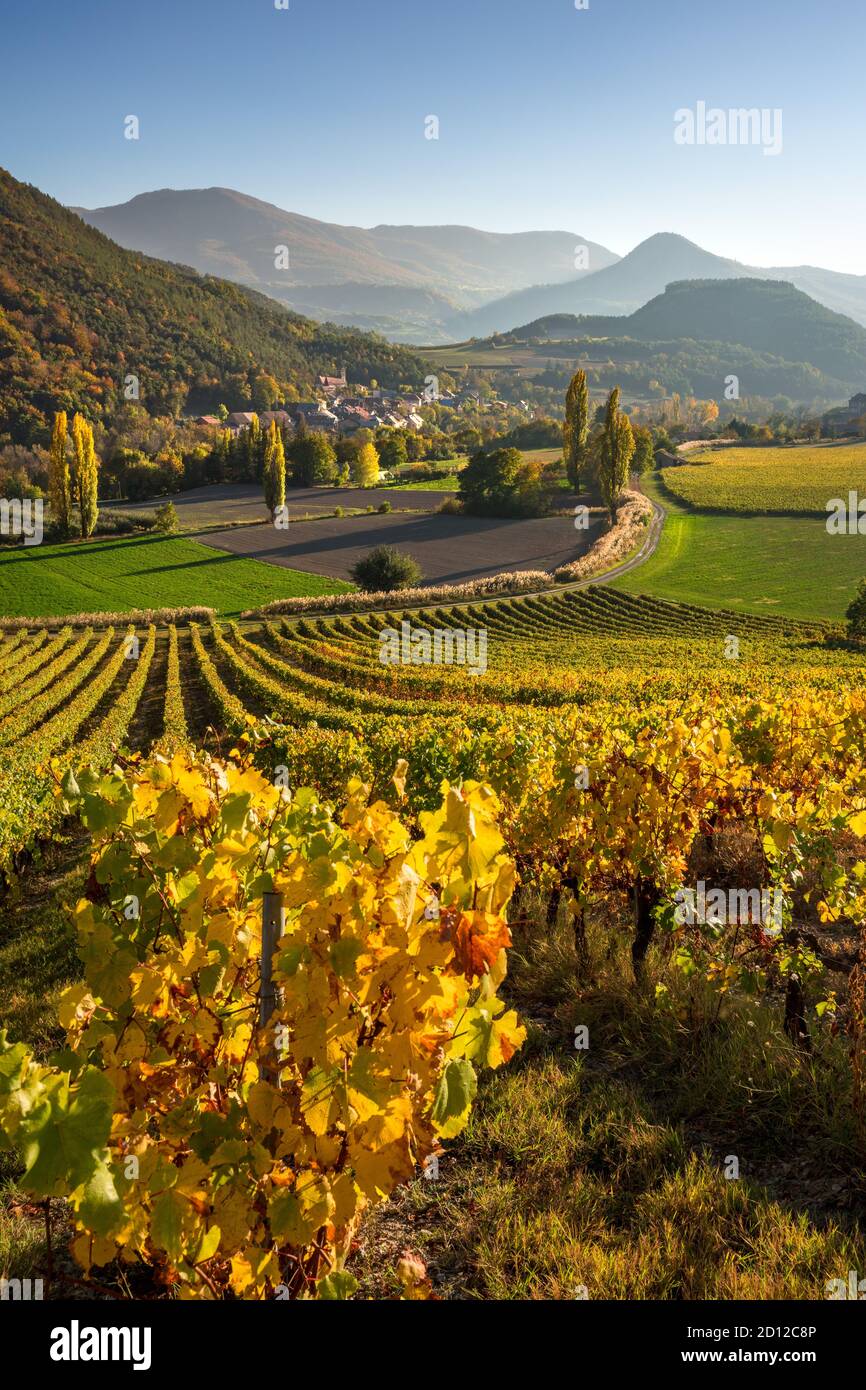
[
  {"left": 625, "top": 279, "right": 866, "bottom": 385},
  {"left": 452, "top": 279, "right": 866, "bottom": 403},
  {"left": 515, "top": 280, "right": 866, "bottom": 385},
  {"left": 0, "top": 168, "right": 431, "bottom": 443}
]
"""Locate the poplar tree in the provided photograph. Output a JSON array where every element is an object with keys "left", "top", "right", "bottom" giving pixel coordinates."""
[
  {"left": 48, "top": 411, "right": 71, "bottom": 534},
  {"left": 263, "top": 420, "right": 286, "bottom": 515},
  {"left": 563, "top": 368, "right": 590, "bottom": 491},
  {"left": 595, "top": 388, "right": 635, "bottom": 524},
  {"left": 214, "top": 429, "right": 231, "bottom": 481},
  {"left": 246, "top": 414, "right": 262, "bottom": 482},
  {"left": 71, "top": 413, "right": 99, "bottom": 537}
]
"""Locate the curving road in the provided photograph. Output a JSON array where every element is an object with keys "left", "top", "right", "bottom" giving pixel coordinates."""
[{"left": 559, "top": 493, "right": 666, "bottom": 594}]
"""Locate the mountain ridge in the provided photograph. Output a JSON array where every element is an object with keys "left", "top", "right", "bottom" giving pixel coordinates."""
[
  {"left": 72, "top": 186, "right": 618, "bottom": 340},
  {"left": 445, "top": 233, "right": 866, "bottom": 339},
  {"left": 0, "top": 168, "right": 434, "bottom": 444},
  {"left": 67, "top": 195, "right": 866, "bottom": 343}
]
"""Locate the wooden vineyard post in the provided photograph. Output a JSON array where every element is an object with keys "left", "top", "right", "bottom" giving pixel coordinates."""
[{"left": 260, "top": 891, "right": 285, "bottom": 1086}]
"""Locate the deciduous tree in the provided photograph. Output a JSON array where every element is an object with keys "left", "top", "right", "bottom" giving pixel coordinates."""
[
  {"left": 288, "top": 431, "right": 338, "bottom": 487},
  {"left": 353, "top": 441, "right": 380, "bottom": 488},
  {"left": 48, "top": 411, "right": 71, "bottom": 534},
  {"left": 563, "top": 368, "right": 590, "bottom": 491},
  {"left": 458, "top": 447, "right": 543, "bottom": 517},
  {"left": 377, "top": 434, "right": 408, "bottom": 472},
  {"left": 263, "top": 419, "right": 286, "bottom": 515},
  {"left": 70, "top": 413, "right": 99, "bottom": 537},
  {"left": 595, "top": 388, "right": 635, "bottom": 524},
  {"left": 632, "top": 425, "right": 655, "bottom": 476}
]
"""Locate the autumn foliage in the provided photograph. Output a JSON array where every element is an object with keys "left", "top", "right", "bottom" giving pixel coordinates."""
[{"left": 0, "top": 750, "right": 524, "bottom": 1299}]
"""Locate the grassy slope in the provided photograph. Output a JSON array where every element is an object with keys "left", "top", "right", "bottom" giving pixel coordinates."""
[
  {"left": 612, "top": 475, "right": 866, "bottom": 621},
  {"left": 0, "top": 534, "right": 352, "bottom": 619}
]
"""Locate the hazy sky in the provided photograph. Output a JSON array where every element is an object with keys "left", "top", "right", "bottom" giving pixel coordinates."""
[{"left": 1, "top": 0, "right": 864, "bottom": 272}]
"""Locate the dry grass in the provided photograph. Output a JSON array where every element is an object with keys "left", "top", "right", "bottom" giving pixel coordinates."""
[
  {"left": 553, "top": 491, "right": 652, "bottom": 582},
  {"left": 350, "top": 896, "right": 866, "bottom": 1300}
]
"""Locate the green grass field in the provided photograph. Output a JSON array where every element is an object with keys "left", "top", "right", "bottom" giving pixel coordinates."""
[
  {"left": 0, "top": 534, "right": 352, "bottom": 619},
  {"left": 661, "top": 441, "right": 866, "bottom": 514},
  {"left": 399, "top": 476, "right": 460, "bottom": 490},
  {"left": 612, "top": 475, "right": 866, "bottom": 621}
]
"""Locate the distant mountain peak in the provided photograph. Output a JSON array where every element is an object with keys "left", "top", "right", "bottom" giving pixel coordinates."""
[{"left": 70, "top": 186, "right": 620, "bottom": 342}]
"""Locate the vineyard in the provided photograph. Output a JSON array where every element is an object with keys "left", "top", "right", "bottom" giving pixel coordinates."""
[
  {"left": 2, "top": 584, "right": 866, "bottom": 1299},
  {"left": 659, "top": 441, "right": 866, "bottom": 515},
  {"left": 0, "top": 586, "right": 853, "bottom": 873}
]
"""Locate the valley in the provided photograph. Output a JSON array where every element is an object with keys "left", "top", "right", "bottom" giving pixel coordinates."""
[{"left": 1, "top": 0, "right": 866, "bottom": 1332}]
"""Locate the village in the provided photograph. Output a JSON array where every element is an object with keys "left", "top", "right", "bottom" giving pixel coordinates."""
[{"left": 193, "top": 369, "right": 521, "bottom": 437}]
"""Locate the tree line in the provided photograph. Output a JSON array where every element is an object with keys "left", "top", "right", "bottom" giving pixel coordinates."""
[
  {"left": 456, "top": 373, "right": 654, "bottom": 522},
  {"left": 563, "top": 371, "right": 654, "bottom": 522}
]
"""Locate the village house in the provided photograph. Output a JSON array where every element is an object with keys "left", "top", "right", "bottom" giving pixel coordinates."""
[
  {"left": 317, "top": 368, "right": 348, "bottom": 394},
  {"left": 208, "top": 373, "right": 439, "bottom": 441},
  {"left": 822, "top": 391, "right": 866, "bottom": 433},
  {"left": 293, "top": 402, "right": 339, "bottom": 431},
  {"left": 336, "top": 404, "right": 374, "bottom": 432},
  {"left": 226, "top": 411, "right": 257, "bottom": 433},
  {"left": 845, "top": 392, "right": 866, "bottom": 420},
  {"left": 258, "top": 410, "right": 293, "bottom": 430}
]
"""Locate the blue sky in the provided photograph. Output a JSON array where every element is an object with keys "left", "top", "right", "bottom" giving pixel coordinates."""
[{"left": 1, "top": 0, "right": 863, "bottom": 270}]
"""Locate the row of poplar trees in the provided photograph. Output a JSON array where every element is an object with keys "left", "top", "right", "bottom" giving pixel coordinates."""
[
  {"left": 563, "top": 369, "right": 641, "bottom": 524},
  {"left": 48, "top": 412, "right": 100, "bottom": 538}
]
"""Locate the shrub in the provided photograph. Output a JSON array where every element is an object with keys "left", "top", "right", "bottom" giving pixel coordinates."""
[
  {"left": 350, "top": 544, "right": 423, "bottom": 592},
  {"left": 121, "top": 460, "right": 179, "bottom": 502},
  {"left": 398, "top": 464, "right": 452, "bottom": 484},
  {"left": 154, "top": 500, "right": 179, "bottom": 534},
  {"left": 493, "top": 417, "right": 563, "bottom": 452},
  {"left": 553, "top": 491, "right": 652, "bottom": 582},
  {"left": 0, "top": 752, "right": 523, "bottom": 1300},
  {"left": 438, "top": 497, "right": 463, "bottom": 515},
  {"left": 0, "top": 605, "right": 215, "bottom": 631},
  {"left": 378, "top": 500, "right": 392, "bottom": 513}
]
